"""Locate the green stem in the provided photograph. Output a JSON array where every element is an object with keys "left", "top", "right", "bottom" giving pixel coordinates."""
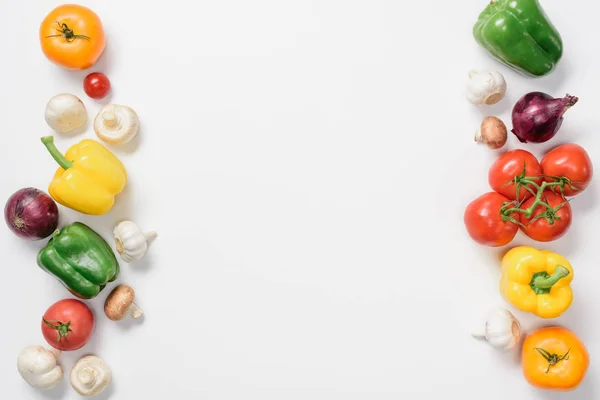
[
  {"left": 502, "top": 181, "right": 562, "bottom": 218},
  {"left": 42, "top": 318, "right": 73, "bottom": 342},
  {"left": 41, "top": 136, "right": 72, "bottom": 170},
  {"left": 532, "top": 266, "right": 570, "bottom": 289},
  {"left": 535, "top": 347, "right": 571, "bottom": 373}
]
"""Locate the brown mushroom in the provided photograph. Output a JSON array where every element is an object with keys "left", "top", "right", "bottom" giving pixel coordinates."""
[
  {"left": 104, "top": 285, "right": 143, "bottom": 321},
  {"left": 474, "top": 116, "right": 507, "bottom": 150}
]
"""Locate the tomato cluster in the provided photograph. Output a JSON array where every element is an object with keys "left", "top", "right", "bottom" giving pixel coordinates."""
[{"left": 464, "top": 144, "right": 593, "bottom": 247}]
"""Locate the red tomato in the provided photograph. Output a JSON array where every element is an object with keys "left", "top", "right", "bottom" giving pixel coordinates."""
[
  {"left": 83, "top": 72, "right": 111, "bottom": 99},
  {"left": 541, "top": 144, "right": 593, "bottom": 197},
  {"left": 519, "top": 191, "right": 572, "bottom": 242},
  {"left": 41, "top": 299, "right": 94, "bottom": 351},
  {"left": 489, "top": 149, "right": 543, "bottom": 201},
  {"left": 464, "top": 192, "right": 519, "bottom": 247}
]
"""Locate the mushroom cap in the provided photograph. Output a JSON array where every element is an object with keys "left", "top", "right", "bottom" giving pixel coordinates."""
[
  {"left": 45, "top": 93, "right": 87, "bottom": 133},
  {"left": 70, "top": 355, "right": 111, "bottom": 396},
  {"left": 17, "top": 345, "right": 63, "bottom": 389},
  {"left": 104, "top": 285, "right": 135, "bottom": 321}
]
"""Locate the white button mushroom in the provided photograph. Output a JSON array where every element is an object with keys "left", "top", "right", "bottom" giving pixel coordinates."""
[
  {"left": 466, "top": 70, "right": 507, "bottom": 106},
  {"left": 45, "top": 93, "right": 88, "bottom": 133},
  {"left": 104, "top": 284, "right": 143, "bottom": 321},
  {"left": 70, "top": 355, "right": 112, "bottom": 396},
  {"left": 17, "top": 345, "right": 63, "bottom": 390},
  {"left": 94, "top": 104, "right": 139, "bottom": 144},
  {"left": 113, "top": 220, "right": 157, "bottom": 262}
]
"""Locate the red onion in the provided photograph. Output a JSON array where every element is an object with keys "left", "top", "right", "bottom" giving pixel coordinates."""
[
  {"left": 4, "top": 188, "right": 59, "bottom": 240},
  {"left": 511, "top": 92, "right": 578, "bottom": 143}
]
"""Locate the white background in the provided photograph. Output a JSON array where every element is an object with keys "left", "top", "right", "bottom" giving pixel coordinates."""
[{"left": 0, "top": 0, "right": 598, "bottom": 399}]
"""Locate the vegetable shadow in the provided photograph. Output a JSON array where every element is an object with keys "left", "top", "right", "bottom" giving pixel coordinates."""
[
  {"left": 37, "top": 380, "right": 68, "bottom": 400},
  {"left": 92, "top": 381, "right": 115, "bottom": 400},
  {"left": 117, "top": 123, "right": 143, "bottom": 154},
  {"left": 52, "top": 32, "right": 114, "bottom": 83},
  {"left": 115, "top": 312, "right": 145, "bottom": 331},
  {"left": 534, "top": 63, "right": 568, "bottom": 96}
]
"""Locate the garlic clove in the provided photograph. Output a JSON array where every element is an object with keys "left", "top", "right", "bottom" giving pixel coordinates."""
[
  {"left": 472, "top": 308, "right": 521, "bottom": 351},
  {"left": 94, "top": 104, "right": 139, "bottom": 145},
  {"left": 113, "top": 220, "right": 156, "bottom": 263}
]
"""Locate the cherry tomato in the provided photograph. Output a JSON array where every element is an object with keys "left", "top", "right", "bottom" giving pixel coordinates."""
[
  {"left": 519, "top": 191, "right": 572, "bottom": 242},
  {"left": 541, "top": 144, "right": 593, "bottom": 197},
  {"left": 489, "top": 149, "right": 543, "bottom": 201},
  {"left": 464, "top": 192, "right": 519, "bottom": 247},
  {"left": 41, "top": 299, "right": 94, "bottom": 351},
  {"left": 83, "top": 72, "right": 111, "bottom": 99}
]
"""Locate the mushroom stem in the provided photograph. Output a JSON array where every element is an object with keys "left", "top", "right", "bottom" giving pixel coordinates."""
[
  {"left": 102, "top": 110, "right": 119, "bottom": 127},
  {"left": 474, "top": 129, "right": 483, "bottom": 143},
  {"left": 128, "top": 302, "right": 143, "bottom": 319},
  {"left": 78, "top": 368, "right": 97, "bottom": 386}
]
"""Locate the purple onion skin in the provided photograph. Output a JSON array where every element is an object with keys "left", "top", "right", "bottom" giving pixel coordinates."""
[
  {"left": 511, "top": 92, "right": 578, "bottom": 144},
  {"left": 4, "top": 188, "right": 59, "bottom": 240}
]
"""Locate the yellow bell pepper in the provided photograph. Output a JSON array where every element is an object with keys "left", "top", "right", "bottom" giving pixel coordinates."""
[
  {"left": 41, "top": 136, "right": 127, "bottom": 215},
  {"left": 500, "top": 246, "right": 573, "bottom": 319}
]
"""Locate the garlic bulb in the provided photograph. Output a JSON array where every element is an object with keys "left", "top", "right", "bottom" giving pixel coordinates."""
[
  {"left": 466, "top": 70, "right": 507, "bottom": 106},
  {"left": 472, "top": 308, "right": 521, "bottom": 351},
  {"left": 113, "top": 221, "right": 157, "bottom": 262}
]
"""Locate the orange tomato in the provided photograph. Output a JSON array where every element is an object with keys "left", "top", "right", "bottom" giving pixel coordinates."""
[
  {"left": 522, "top": 327, "right": 589, "bottom": 391},
  {"left": 39, "top": 4, "right": 105, "bottom": 70}
]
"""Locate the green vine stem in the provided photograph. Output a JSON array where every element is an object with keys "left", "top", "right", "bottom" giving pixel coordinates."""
[
  {"left": 499, "top": 165, "right": 577, "bottom": 225},
  {"left": 535, "top": 347, "right": 571, "bottom": 373}
]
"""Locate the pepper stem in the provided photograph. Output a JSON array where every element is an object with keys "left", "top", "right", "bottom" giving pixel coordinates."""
[
  {"left": 532, "top": 266, "right": 570, "bottom": 290},
  {"left": 41, "top": 136, "right": 73, "bottom": 170}
]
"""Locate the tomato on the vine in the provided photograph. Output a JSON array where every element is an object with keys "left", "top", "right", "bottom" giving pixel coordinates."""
[
  {"left": 489, "top": 149, "right": 543, "bottom": 201},
  {"left": 41, "top": 299, "right": 94, "bottom": 351},
  {"left": 464, "top": 192, "right": 519, "bottom": 247},
  {"left": 83, "top": 72, "right": 111, "bottom": 99},
  {"left": 541, "top": 144, "right": 593, "bottom": 197},
  {"left": 519, "top": 191, "right": 572, "bottom": 242}
]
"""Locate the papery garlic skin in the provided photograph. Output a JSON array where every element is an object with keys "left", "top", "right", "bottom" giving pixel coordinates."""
[
  {"left": 472, "top": 308, "right": 521, "bottom": 351},
  {"left": 466, "top": 70, "right": 507, "bottom": 106},
  {"left": 114, "top": 221, "right": 157, "bottom": 262},
  {"left": 17, "top": 346, "right": 63, "bottom": 390}
]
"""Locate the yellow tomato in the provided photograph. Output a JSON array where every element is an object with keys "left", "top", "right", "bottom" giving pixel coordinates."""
[
  {"left": 522, "top": 327, "right": 589, "bottom": 391},
  {"left": 39, "top": 4, "right": 105, "bottom": 70}
]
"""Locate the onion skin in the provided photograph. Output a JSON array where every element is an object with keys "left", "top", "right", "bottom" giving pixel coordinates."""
[
  {"left": 4, "top": 188, "right": 59, "bottom": 240},
  {"left": 511, "top": 92, "right": 578, "bottom": 144}
]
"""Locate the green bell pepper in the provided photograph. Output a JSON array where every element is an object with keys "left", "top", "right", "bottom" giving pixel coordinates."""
[
  {"left": 473, "top": 0, "right": 563, "bottom": 77},
  {"left": 37, "top": 222, "right": 119, "bottom": 299}
]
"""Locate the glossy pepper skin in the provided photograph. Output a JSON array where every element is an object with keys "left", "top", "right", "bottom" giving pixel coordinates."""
[
  {"left": 41, "top": 136, "right": 127, "bottom": 215},
  {"left": 37, "top": 222, "right": 119, "bottom": 299},
  {"left": 473, "top": 0, "right": 563, "bottom": 77},
  {"left": 500, "top": 246, "right": 573, "bottom": 319}
]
